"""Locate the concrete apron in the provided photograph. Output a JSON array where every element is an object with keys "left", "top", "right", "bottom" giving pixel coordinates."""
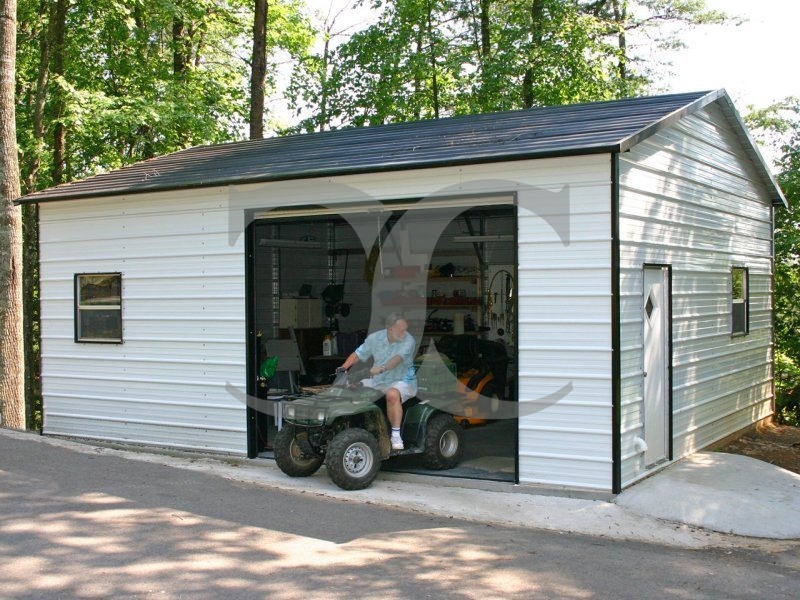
[
  {"left": 615, "top": 451, "right": 800, "bottom": 540},
  {"left": 2, "top": 428, "right": 798, "bottom": 548}
]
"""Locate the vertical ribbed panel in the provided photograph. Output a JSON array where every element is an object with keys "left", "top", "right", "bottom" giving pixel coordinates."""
[
  {"left": 515, "top": 157, "right": 614, "bottom": 491},
  {"left": 618, "top": 103, "right": 775, "bottom": 486},
  {"left": 39, "top": 187, "right": 248, "bottom": 453}
]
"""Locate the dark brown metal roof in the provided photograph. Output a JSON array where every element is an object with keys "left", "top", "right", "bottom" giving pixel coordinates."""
[{"left": 18, "top": 89, "right": 786, "bottom": 206}]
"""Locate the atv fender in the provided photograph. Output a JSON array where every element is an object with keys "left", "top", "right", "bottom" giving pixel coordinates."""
[
  {"left": 401, "top": 402, "right": 439, "bottom": 448},
  {"left": 363, "top": 408, "right": 392, "bottom": 459}
]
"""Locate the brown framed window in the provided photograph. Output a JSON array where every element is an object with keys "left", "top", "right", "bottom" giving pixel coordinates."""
[
  {"left": 75, "top": 273, "right": 122, "bottom": 343},
  {"left": 731, "top": 267, "right": 749, "bottom": 336}
]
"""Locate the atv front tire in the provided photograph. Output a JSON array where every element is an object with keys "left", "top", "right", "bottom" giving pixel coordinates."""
[
  {"left": 325, "top": 428, "right": 381, "bottom": 490},
  {"left": 421, "top": 413, "right": 465, "bottom": 469},
  {"left": 274, "top": 426, "right": 324, "bottom": 477}
]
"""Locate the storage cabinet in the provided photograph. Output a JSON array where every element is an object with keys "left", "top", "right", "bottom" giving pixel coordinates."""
[{"left": 279, "top": 298, "right": 324, "bottom": 328}]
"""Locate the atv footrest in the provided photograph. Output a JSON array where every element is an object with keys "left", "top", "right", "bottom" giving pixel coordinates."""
[{"left": 390, "top": 446, "right": 422, "bottom": 457}]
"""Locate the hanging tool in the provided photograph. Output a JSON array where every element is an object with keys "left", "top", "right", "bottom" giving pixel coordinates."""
[{"left": 322, "top": 250, "right": 350, "bottom": 318}]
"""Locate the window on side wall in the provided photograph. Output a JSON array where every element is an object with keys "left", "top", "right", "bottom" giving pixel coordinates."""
[
  {"left": 75, "top": 273, "right": 122, "bottom": 343},
  {"left": 731, "top": 267, "right": 749, "bottom": 336}
]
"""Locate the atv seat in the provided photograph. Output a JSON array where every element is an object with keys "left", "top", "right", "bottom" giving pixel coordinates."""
[{"left": 404, "top": 396, "right": 422, "bottom": 409}]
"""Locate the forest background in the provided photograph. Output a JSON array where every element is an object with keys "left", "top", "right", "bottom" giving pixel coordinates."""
[{"left": 1, "top": 0, "right": 797, "bottom": 429}]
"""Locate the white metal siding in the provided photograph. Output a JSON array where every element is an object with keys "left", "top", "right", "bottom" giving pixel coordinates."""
[
  {"left": 39, "top": 188, "right": 248, "bottom": 453},
  {"left": 515, "top": 158, "right": 614, "bottom": 490},
  {"left": 618, "top": 104, "right": 775, "bottom": 486},
  {"left": 40, "top": 156, "right": 615, "bottom": 489}
]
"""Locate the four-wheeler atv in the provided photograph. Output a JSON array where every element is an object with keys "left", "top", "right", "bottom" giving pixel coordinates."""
[{"left": 273, "top": 364, "right": 464, "bottom": 491}]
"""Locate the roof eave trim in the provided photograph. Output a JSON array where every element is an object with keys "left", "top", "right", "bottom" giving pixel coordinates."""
[
  {"left": 715, "top": 93, "right": 789, "bottom": 209},
  {"left": 617, "top": 89, "right": 725, "bottom": 153},
  {"left": 15, "top": 144, "right": 621, "bottom": 205},
  {"left": 617, "top": 89, "right": 788, "bottom": 208}
]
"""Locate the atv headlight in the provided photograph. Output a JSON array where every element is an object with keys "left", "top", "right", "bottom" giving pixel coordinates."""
[
  {"left": 315, "top": 409, "right": 326, "bottom": 423},
  {"left": 283, "top": 404, "right": 295, "bottom": 419}
]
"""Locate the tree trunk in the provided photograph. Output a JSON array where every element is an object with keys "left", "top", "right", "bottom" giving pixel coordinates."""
[
  {"left": 479, "top": 0, "right": 490, "bottom": 59},
  {"left": 250, "top": 0, "right": 268, "bottom": 140},
  {"left": 22, "top": 202, "right": 39, "bottom": 430},
  {"left": 51, "top": 0, "right": 67, "bottom": 185},
  {"left": 473, "top": 0, "right": 492, "bottom": 111},
  {"left": 0, "top": 0, "right": 25, "bottom": 429},
  {"left": 318, "top": 33, "right": 330, "bottom": 132},
  {"left": 522, "top": 0, "right": 545, "bottom": 108},
  {"left": 23, "top": 0, "right": 50, "bottom": 195},
  {"left": 413, "top": 25, "right": 423, "bottom": 121},
  {"left": 172, "top": 1, "right": 190, "bottom": 77},
  {"left": 611, "top": 0, "right": 628, "bottom": 86},
  {"left": 172, "top": 22, "right": 191, "bottom": 75},
  {"left": 425, "top": 0, "right": 440, "bottom": 119}
]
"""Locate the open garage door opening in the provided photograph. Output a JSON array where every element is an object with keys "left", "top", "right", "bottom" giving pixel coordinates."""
[{"left": 245, "top": 197, "right": 518, "bottom": 484}]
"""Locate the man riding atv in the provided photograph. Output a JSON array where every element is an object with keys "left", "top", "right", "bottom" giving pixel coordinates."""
[
  {"left": 273, "top": 313, "right": 465, "bottom": 490},
  {"left": 339, "top": 313, "right": 416, "bottom": 450}
]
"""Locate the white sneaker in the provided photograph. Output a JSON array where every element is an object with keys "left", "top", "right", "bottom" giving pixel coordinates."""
[{"left": 391, "top": 436, "right": 404, "bottom": 450}]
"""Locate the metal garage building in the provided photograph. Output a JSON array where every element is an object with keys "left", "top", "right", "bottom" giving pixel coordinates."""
[{"left": 20, "top": 89, "right": 786, "bottom": 494}]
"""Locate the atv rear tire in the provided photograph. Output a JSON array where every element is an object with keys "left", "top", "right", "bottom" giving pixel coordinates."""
[
  {"left": 274, "top": 426, "right": 324, "bottom": 477},
  {"left": 325, "top": 428, "right": 381, "bottom": 490},
  {"left": 421, "top": 413, "right": 465, "bottom": 470}
]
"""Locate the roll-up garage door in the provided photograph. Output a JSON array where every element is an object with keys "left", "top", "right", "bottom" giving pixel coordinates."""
[{"left": 252, "top": 193, "right": 515, "bottom": 220}]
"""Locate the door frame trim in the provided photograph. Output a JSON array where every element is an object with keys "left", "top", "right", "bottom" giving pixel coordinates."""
[
  {"left": 245, "top": 215, "right": 260, "bottom": 458},
  {"left": 611, "top": 154, "right": 622, "bottom": 493}
]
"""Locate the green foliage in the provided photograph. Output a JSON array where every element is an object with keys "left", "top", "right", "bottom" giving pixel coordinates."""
[
  {"left": 289, "top": 0, "right": 632, "bottom": 130},
  {"left": 774, "top": 257, "right": 800, "bottom": 360},
  {"left": 775, "top": 352, "right": 800, "bottom": 426},
  {"left": 14, "top": 0, "right": 737, "bottom": 186},
  {"left": 15, "top": 0, "right": 314, "bottom": 193},
  {"left": 747, "top": 99, "right": 800, "bottom": 358},
  {"left": 13, "top": 0, "right": 315, "bottom": 425},
  {"left": 286, "top": 0, "right": 731, "bottom": 132},
  {"left": 466, "top": 0, "right": 626, "bottom": 110},
  {"left": 747, "top": 99, "right": 800, "bottom": 425}
]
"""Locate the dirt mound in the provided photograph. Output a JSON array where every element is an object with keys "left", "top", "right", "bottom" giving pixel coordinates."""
[{"left": 718, "top": 422, "right": 800, "bottom": 475}]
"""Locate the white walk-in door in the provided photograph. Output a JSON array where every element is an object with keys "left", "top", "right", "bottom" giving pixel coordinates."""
[{"left": 642, "top": 265, "right": 670, "bottom": 466}]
